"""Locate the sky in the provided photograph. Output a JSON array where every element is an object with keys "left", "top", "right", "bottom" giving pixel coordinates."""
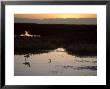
[
  {"left": 15, "top": 14, "right": 96, "bottom": 19},
  {"left": 14, "top": 14, "right": 97, "bottom": 25}
]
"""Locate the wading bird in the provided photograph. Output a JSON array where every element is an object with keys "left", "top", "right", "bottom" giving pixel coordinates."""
[{"left": 24, "top": 53, "right": 31, "bottom": 58}]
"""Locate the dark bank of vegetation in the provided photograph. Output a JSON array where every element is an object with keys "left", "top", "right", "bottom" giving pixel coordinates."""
[
  {"left": 14, "top": 23, "right": 97, "bottom": 56},
  {"left": 14, "top": 23, "right": 96, "bottom": 38}
]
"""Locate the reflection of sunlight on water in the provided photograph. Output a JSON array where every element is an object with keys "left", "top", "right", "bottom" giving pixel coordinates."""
[
  {"left": 20, "top": 31, "right": 40, "bottom": 37},
  {"left": 55, "top": 48, "right": 65, "bottom": 52},
  {"left": 20, "top": 31, "right": 33, "bottom": 37}
]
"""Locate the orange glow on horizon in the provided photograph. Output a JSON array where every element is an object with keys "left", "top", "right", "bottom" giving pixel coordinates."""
[{"left": 15, "top": 14, "right": 96, "bottom": 19}]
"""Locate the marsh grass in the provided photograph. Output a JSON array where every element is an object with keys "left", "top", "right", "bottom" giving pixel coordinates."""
[
  {"left": 14, "top": 36, "right": 97, "bottom": 56},
  {"left": 14, "top": 23, "right": 97, "bottom": 56}
]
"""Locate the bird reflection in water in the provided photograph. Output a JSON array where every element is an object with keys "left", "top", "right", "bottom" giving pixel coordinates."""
[
  {"left": 23, "top": 62, "right": 31, "bottom": 67},
  {"left": 48, "top": 59, "right": 52, "bottom": 63},
  {"left": 23, "top": 53, "right": 31, "bottom": 67}
]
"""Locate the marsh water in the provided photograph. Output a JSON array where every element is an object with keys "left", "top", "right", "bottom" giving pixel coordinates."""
[{"left": 14, "top": 48, "right": 97, "bottom": 76}]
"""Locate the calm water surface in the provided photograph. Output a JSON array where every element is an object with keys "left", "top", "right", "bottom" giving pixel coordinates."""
[{"left": 14, "top": 48, "right": 97, "bottom": 76}]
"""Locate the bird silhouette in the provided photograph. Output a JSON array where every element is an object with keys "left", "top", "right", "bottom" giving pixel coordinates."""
[{"left": 24, "top": 53, "right": 31, "bottom": 58}]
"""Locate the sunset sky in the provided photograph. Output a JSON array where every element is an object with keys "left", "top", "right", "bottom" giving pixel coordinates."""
[
  {"left": 15, "top": 14, "right": 96, "bottom": 19},
  {"left": 14, "top": 14, "right": 97, "bottom": 25}
]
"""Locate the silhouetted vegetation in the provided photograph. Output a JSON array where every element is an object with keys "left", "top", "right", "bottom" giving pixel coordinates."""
[
  {"left": 14, "top": 23, "right": 97, "bottom": 41},
  {"left": 14, "top": 23, "right": 97, "bottom": 56}
]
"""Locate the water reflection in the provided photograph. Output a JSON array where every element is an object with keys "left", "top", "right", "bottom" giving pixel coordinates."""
[
  {"left": 20, "top": 31, "right": 41, "bottom": 38},
  {"left": 48, "top": 59, "right": 52, "bottom": 63},
  {"left": 20, "top": 31, "right": 33, "bottom": 37},
  {"left": 22, "top": 62, "right": 31, "bottom": 67},
  {"left": 75, "top": 66, "right": 97, "bottom": 71},
  {"left": 55, "top": 48, "right": 65, "bottom": 52},
  {"left": 63, "top": 65, "right": 97, "bottom": 71},
  {"left": 22, "top": 53, "right": 31, "bottom": 67},
  {"left": 14, "top": 48, "right": 97, "bottom": 76}
]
